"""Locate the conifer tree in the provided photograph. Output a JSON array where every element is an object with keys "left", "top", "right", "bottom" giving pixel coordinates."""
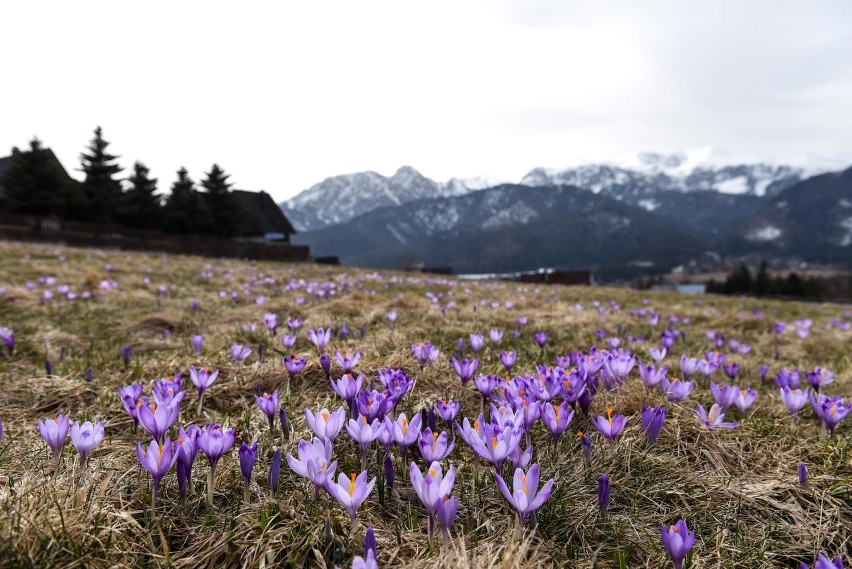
[
  {"left": 200, "top": 164, "right": 246, "bottom": 237},
  {"left": 162, "top": 167, "right": 213, "bottom": 234},
  {"left": 79, "top": 126, "right": 123, "bottom": 223},
  {"left": 0, "top": 138, "right": 73, "bottom": 216},
  {"left": 117, "top": 162, "right": 161, "bottom": 229}
]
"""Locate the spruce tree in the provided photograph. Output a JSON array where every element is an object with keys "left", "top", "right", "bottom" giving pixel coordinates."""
[
  {"left": 117, "top": 162, "right": 161, "bottom": 229},
  {"left": 79, "top": 126, "right": 123, "bottom": 223},
  {"left": 0, "top": 138, "right": 72, "bottom": 216},
  {"left": 162, "top": 167, "right": 213, "bottom": 234},
  {"left": 200, "top": 164, "right": 247, "bottom": 237}
]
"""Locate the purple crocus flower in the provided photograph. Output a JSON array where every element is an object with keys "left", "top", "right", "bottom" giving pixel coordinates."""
[
  {"left": 469, "top": 334, "right": 484, "bottom": 354},
  {"left": 775, "top": 368, "right": 801, "bottom": 389},
  {"left": 648, "top": 346, "right": 666, "bottom": 363},
  {"left": 759, "top": 364, "right": 769, "bottom": 383},
  {"left": 534, "top": 332, "right": 549, "bottom": 348},
  {"left": 333, "top": 349, "right": 362, "bottom": 374},
  {"left": 410, "top": 461, "right": 457, "bottom": 543},
  {"left": 327, "top": 470, "right": 376, "bottom": 528},
  {"left": 661, "top": 519, "right": 695, "bottom": 569},
  {"left": 810, "top": 393, "right": 851, "bottom": 436},
  {"left": 799, "top": 462, "right": 808, "bottom": 488},
  {"left": 347, "top": 415, "right": 386, "bottom": 469},
  {"left": 175, "top": 426, "right": 198, "bottom": 501},
  {"left": 461, "top": 419, "right": 523, "bottom": 474},
  {"left": 0, "top": 326, "right": 14, "bottom": 355},
  {"left": 780, "top": 387, "right": 809, "bottom": 417},
  {"left": 37, "top": 415, "right": 70, "bottom": 462},
  {"left": 591, "top": 408, "right": 628, "bottom": 445},
  {"left": 495, "top": 463, "right": 554, "bottom": 526},
  {"left": 679, "top": 356, "right": 699, "bottom": 379},
  {"left": 435, "top": 399, "right": 460, "bottom": 425},
  {"left": 436, "top": 495, "right": 459, "bottom": 551},
  {"left": 451, "top": 357, "right": 479, "bottom": 386},
  {"left": 239, "top": 441, "right": 258, "bottom": 501},
  {"left": 661, "top": 378, "right": 695, "bottom": 402},
  {"left": 800, "top": 554, "right": 844, "bottom": 569},
  {"left": 70, "top": 420, "right": 104, "bottom": 466},
  {"left": 254, "top": 390, "right": 280, "bottom": 429},
  {"left": 189, "top": 366, "right": 219, "bottom": 414},
  {"left": 411, "top": 342, "right": 439, "bottom": 366},
  {"left": 286, "top": 437, "right": 337, "bottom": 499},
  {"left": 263, "top": 312, "right": 278, "bottom": 334},
  {"left": 120, "top": 344, "right": 132, "bottom": 367},
  {"left": 710, "top": 382, "right": 738, "bottom": 411},
  {"left": 281, "top": 334, "right": 296, "bottom": 349},
  {"left": 418, "top": 428, "right": 456, "bottom": 463},
  {"left": 353, "top": 527, "right": 380, "bottom": 569},
  {"left": 540, "top": 401, "right": 574, "bottom": 446},
  {"left": 85, "top": 367, "right": 94, "bottom": 382},
  {"left": 308, "top": 327, "right": 332, "bottom": 353},
  {"left": 137, "top": 438, "right": 178, "bottom": 509},
  {"left": 117, "top": 384, "right": 144, "bottom": 427},
  {"left": 805, "top": 367, "right": 835, "bottom": 392},
  {"left": 197, "top": 424, "right": 236, "bottom": 504},
  {"left": 723, "top": 362, "right": 739, "bottom": 380},
  {"left": 734, "top": 387, "right": 758, "bottom": 414},
  {"left": 305, "top": 406, "right": 346, "bottom": 442},
  {"left": 500, "top": 351, "right": 518, "bottom": 374},
  {"left": 598, "top": 474, "right": 610, "bottom": 516},
  {"left": 0, "top": 416, "right": 3, "bottom": 443},
  {"left": 384, "top": 452, "right": 394, "bottom": 490},
  {"left": 390, "top": 413, "right": 422, "bottom": 462},
  {"left": 287, "top": 317, "right": 303, "bottom": 331},
  {"left": 319, "top": 353, "right": 331, "bottom": 377},
  {"left": 331, "top": 373, "right": 363, "bottom": 417},
  {"left": 138, "top": 393, "right": 183, "bottom": 442},
  {"left": 230, "top": 343, "right": 252, "bottom": 363},
  {"left": 604, "top": 353, "right": 636, "bottom": 387},
  {"left": 696, "top": 403, "right": 739, "bottom": 429},
  {"left": 639, "top": 362, "right": 667, "bottom": 389},
  {"left": 489, "top": 328, "right": 504, "bottom": 345},
  {"left": 641, "top": 405, "right": 666, "bottom": 444}
]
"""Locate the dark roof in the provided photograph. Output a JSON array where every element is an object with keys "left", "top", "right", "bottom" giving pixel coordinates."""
[
  {"left": 0, "top": 147, "right": 72, "bottom": 183},
  {"left": 233, "top": 190, "right": 297, "bottom": 235}
]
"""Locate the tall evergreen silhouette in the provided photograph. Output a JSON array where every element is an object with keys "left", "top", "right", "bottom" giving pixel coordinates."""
[
  {"left": 79, "top": 126, "right": 123, "bottom": 223},
  {"left": 162, "top": 167, "right": 212, "bottom": 234},
  {"left": 117, "top": 162, "right": 161, "bottom": 229},
  {"left": 0, "top": 138, "right": 76, "bottom": 216},
  {"left": 200, "top": 164, "right": 246, "bottom": 237}
]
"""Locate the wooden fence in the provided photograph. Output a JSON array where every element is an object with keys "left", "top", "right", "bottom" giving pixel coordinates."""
[{"left": 0, "top": 214, "right": 311, "bottom": 262}]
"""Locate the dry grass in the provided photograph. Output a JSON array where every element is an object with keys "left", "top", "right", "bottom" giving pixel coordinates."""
[{"left": 0, "top": 240, "right": 850, "bottom": 568}]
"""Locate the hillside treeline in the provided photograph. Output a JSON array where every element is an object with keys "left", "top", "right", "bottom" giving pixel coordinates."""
[{"left": 0, "top": 128, "right": 246, "bottom": 238}]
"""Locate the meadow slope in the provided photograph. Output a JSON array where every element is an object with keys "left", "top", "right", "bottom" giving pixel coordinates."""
[{"left": 0, "top": 241, "right": 849, "bottom": 568}]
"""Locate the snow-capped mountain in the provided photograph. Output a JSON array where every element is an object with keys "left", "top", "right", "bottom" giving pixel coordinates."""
[
  {"left": 281, "top": 166, "right": 500, "bottom": 232},
  {"left": 521, "top": 151, "right": 803, "bottom": 200}
]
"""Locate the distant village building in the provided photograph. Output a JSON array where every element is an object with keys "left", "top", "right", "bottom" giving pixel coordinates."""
[{"left": 231, "top": 190, "right": 297, "bottom": 243}]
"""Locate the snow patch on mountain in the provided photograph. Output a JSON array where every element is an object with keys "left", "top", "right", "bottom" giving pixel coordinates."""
[
  {"left": 746, "top": 225, "right": 783, "bottom": 242},
  {"left": 716, "top": 176, "right": 749, "bottom": 195}
]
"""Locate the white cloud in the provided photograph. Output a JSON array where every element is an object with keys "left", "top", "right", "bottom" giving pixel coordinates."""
[{"left": 1, "top": 0, "right": 850, "bottom": 201}]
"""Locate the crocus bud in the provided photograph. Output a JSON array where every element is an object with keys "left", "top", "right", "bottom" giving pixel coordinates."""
[
  {"left": 384, "top": 452, "right": 394, "bottom": 489},
  {"left": 598, "top": 474, "right": 610, "bottom": 515},
  {"left": 45, "top": 360, "right": 52, "bottom": 376},
  {"left": 580, "top": 433, "right": 592, "bottom": 468},
  {"left": 798, "top": 463, "right": 808, "bottom": 488},
  {"left": 320, "top": 354, "right": 331, "bottom": 376},
  {"left": 759, "top": 364, "right": 769, "bottom": 383},
  {"left": 85, "top": 367, "right": 94, "bottom": 382},
  {"left": 456, "top": 338, "right": 464, "bottom": 355},
  {"left": 0, "top": 416, "right": 4, "bottom": 443},
  {"left": 364, "top": 527, "right": 376, "bottom": 558},
  {"left": 279, "top": 406, "right": 289, "bottom": 438},
  {"left": 268, "top": 449, "right": 281, "bottom": 496},
  {"left": 121, "top": 345, "right": 131, "bottom": 367},
  {"left": 428, "top": 408, "right": 437, "bottom": 432}
]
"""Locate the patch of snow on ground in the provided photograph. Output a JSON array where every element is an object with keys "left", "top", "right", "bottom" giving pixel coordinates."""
[
  {"left": 746, "top": 225, "right": 782, "bottom": 242},
  {"left": 715, "top": 176, "right": 749, "bottom": 195},
  {"left": 638, "top": 199, "right": 660, "bottom": 211}
]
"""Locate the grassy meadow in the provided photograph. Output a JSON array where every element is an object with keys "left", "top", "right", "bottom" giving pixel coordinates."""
[{"left": 0, "top": 240, "right": 849, "bottom": 568}]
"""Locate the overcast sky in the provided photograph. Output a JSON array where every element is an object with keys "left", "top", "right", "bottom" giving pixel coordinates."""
[{"left": 3, "top": 0, "right": 851, "bottom": 201}]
